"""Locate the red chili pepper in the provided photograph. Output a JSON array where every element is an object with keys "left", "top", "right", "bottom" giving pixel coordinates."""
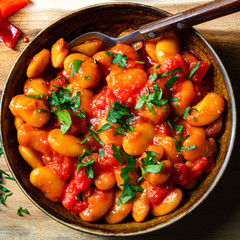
[
  {"left": 0, "top": 0, "right": 29, "bottom": 19},
  {"left": 0, "top": 20, "right": 21, "bottom": 49}
]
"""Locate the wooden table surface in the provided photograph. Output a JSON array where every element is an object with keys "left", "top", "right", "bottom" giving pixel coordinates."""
[{"left": 0, "top": 0, "right": 239, "bottom": 239}]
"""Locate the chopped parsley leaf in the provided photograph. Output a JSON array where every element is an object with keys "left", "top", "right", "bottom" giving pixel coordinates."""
[
  {"left": 112, "top": 54, "right": 128, "bottom": 68},
  {"left": 187, "top": 61, "right": 200, "bottom": 79},
  {"left": 76, "top": 191, "right": 84, "bottom": 202},
  {"left": 17, "top": 207, "right": 29, "bottom": 216},
  {"left": 107, "top": 101, "right": 135, "bottom": 135},
  {"left": 158, "top": 67, "right": 184, "bottom": 77},
  {"left": 69, "top": 59, "right": 82, "bottom": 78},
  {"left": 135, "top": 86, "right": 168, "bottom": 115},
  {"left": 80, "top": 123, "right": 111, "bottom": 146},
  {"left": 111, "top": 144, "right": 144, "bottom": 205},
  {"left": 149, "top": 65, "right": 161, "bottom": 82},
  {"left": 25, "top": 93, "right": 44, "bottom": 99},
  {"left": 39, "top": 88, "right": 85, "bottom": 134},
  {"left": 164, "top": 75, "right": 180, "bottom": 91}
]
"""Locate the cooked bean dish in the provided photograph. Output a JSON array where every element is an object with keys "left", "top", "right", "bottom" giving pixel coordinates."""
[{"left": 9, "top": 29, "right": 225, "bottom": 223}]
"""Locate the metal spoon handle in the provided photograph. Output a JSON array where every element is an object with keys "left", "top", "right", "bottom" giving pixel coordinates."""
[{"left": 139, "top": 0, "right": 240, "bottom": 39}]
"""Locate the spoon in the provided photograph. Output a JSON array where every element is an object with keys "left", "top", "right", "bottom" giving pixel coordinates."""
[{"left": 69, "top": 0, "right": 240, "bottom": 48}]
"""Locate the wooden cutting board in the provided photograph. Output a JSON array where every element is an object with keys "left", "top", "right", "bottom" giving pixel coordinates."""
[{"left": 0, "top": 1, "right": 239, "bottom": 239}]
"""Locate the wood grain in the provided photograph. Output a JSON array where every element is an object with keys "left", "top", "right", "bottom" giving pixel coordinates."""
[{"left": 0, "top": 1, "right": 239, "bottom": 239}]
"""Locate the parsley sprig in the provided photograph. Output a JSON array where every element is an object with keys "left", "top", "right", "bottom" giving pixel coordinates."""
[
  {"left": 183, "top": 107, "right": 199, "bottom": 120},
  {"left": 17, "top": 207, "right": 29, "bottom": 216},
  {"left": 107, "top": 101, "right": 135, "bottom": 135},
  {"left": 174, "top": 135, "right": 195, "bottom": 155},
  {"left": 135, "top": 86, "right": 168, "bottom": 115},
  {"left": 80, "top": 123, "right": 112, "bottom": 146},
  {"left": 105, "top": 52, "right": 128, "bottom": 68},
  {"left": 39, "top": 86, "right": 85, "bottom": 134},
  {"left": 25, "top": 93, "right": 44, "bottom": 99},
  {"left": 69, "top": 59, "right": 82, "bottom": 78},
  {"left": 112, "top": 144, "right": 144, "bottom": 205},
  {"left": 166, "top": 119, "right": 185, "bottom": 134},
  {"left": 0, "top": 168, "right": 15, "bottom": 205},
  {"left": 138, "top": 151, "right": 164, "bottom": 182},
  {"left": 187, "top": 61, "right": 200, "bottom": 79}
]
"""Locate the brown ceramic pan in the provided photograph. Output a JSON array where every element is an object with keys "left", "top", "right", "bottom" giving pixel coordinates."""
[{"left": 0, "top": 3, "right": 236, "bottom": 236}]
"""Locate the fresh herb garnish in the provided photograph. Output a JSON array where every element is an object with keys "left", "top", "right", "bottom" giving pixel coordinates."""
[
  {"left": 99, "top": 148, "right": 104, "bottom": 158},
  {"left": 77, "top": 159, "right": 95, "bottom": 178},
  {"left": 166, "top": 120, "right": 184, "bottom": 134},
  {"left": 80, "top": 123, "right": 111, "bottom": 146},
  {"left": 54, "top": 75, "right": 62, "bottom": 80},
  {"left": 25, "top": 93, "right": 44, "bottom": 99},
  {"left": 138, "top": 150, "right": 164, "bottom": 182},
  {"left": 133, "top": 42, "right": 137, "bottom": 49},
  {"left": 149, "top": 65, "right": 161, "bottom": 82},
  {"left": 69, "top": 59, "right": 82, "bottom": 78},
  {"left": 77, "top": 149, "right": 98, "bottom": 171},
  {"left": 17, "top": 207, "right": 29, "bottom": 216},
  {"left": 164, "top": 75, "right": 180, "bottom": 91},
  {"left": 183, "top": 107, "right": 199, "bottom": 120},
  {"left": 84, "top": 76, "right": 90, "bottom": 80},
  {"left": 187, "top": 61, "right": 200, "bottom": 79},
  {"left": 107, "top": 101, "right": 135, "bottom": 135},
  {"left": 158, "top": 67, "right": 184, "bottom": 77},
  {"left": 105, "top": 51, "right": 114, "bottom": 58},
  {"left": 111, "top": 144, "right": 144, "bottom": 205},
  {"left": 168, "top": 97, "right": 179, "bottom": 102},
  {"left": 135, "top": 86, "right": 168, "bottom": 115},
  {"left": 174, "top": 137, "right": 195, "bottom": 155},
  {"left": 76, "top": 191, "right": 84, "bottom": 202},
  {"left": 183, "top": 107, "right": 190, "bottom": 120},
  {"left": 135, "top": 61, "right": 145, "bottom": 64},
  {"left": 39, "top": 87, "right": 85, "bottom": 134},
  {"left": 112, "top": 54, "right": 128, "bottom": 68},
  {"left": 0, "top": 168, "right": 14, "bottom": 205}
]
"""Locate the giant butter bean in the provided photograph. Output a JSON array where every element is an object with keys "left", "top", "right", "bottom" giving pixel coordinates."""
[
  {"left": 187, "top": 92, "right": 225, "bottom": 126},
  {"left": 132, "top": 185, "right": 150, "bottom": 222},
  {"left": 123, "top": 121, "right": 154, "bottom": 155},
  {"left": 23, "top": 78, "right": 49, "bottom": 96},
  {"left": 64, "top": 53, "right": 101, "bottom": 88},
  {"left": 67, "top": 82, "right": 93, "bottom": 115},
  {"left": 51, "top": 38, "right": 69, "bottom": 68},
  {"left": 80, "top": 189, "right": 114, "bottom": 222},
  {"left": 151, "top": 188, "right": 183, "bottom": 216},
  {"left": 182, "top": 134, "right": 217, "bottom": 162},
  {"left": 19, "top": 145, "right": 43, "bottom": 169},
  {"left": 30, "top": 166, "right": 67, "bottom": 202},
  {"left": 138, "top": 102, "right": 170, "bottom": 124},
  {"left": 17, "top": 124, "right": 49, "bottom": 153},
  {"left": 114, "top": 166, "right": 139, "bottom": 190},
  {"left": 9, "top": 95, "right": 50, "bottom": 128},
  {"left": 98, "top": 115, "right": 124, "bottom": 146},
  {"left": 170, "top": 80, "right": 195, "bottom": 116},
  {"left": 104, "top": 189, "right": 133, "bottom": 224},
  {"left": 157, "top": 134, "right": 183, "bottom": 163},
  {"left": 48, "top": 129, "right": 89, "bottom": 157},
  {"left": 156, "top": 34, "right": 180, "bottom": 64},
  {"left": 71, "top": 40, "right": 103, "bottom": 57},
  {"left": 143, "top": 160, "right": 173, "bottom": 186},
  {"left": 94, "top": 172, "right": 116, "bottom": 191},
  {"left": 27, "top": 49, "right": 50, "bottom": 78}
]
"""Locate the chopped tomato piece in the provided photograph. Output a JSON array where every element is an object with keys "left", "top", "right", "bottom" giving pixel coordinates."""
[{"left": 172, "top": 163, "right": 189, "bottom": 186}]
